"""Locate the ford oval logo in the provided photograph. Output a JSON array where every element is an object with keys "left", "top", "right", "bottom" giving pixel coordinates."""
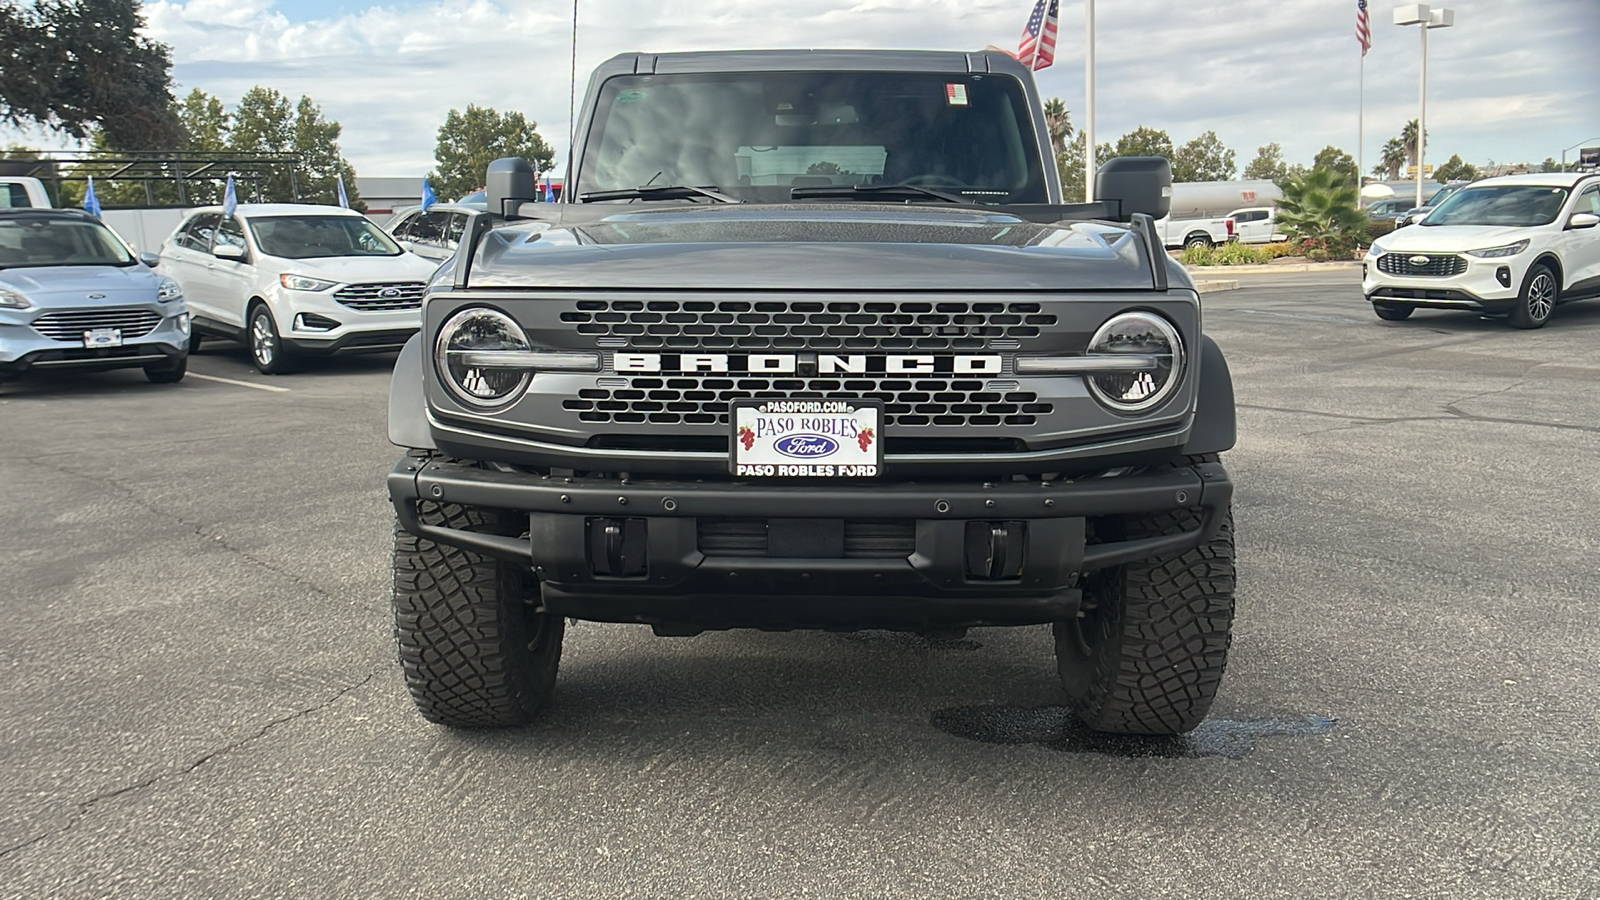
[
  {"left": 1409, "top": 255, "right": 1431, "bottom": 266},
  {"left": 379, "top": 287, "right": 402, "bottom": 298},
  {"left": 774, "top": 434, "right": 839, "bottom": 458}
]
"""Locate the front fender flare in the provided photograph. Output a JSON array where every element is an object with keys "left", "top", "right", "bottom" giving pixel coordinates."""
[
  {"left": 388, "top": 334, "right": 437, "bottom": 450},
  {"left": 1180, "top": 334, "right": 1236, "bottom": 456}
]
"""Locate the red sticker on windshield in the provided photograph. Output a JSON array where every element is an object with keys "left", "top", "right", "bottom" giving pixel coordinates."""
[{"left": 946, "top": 84, "right": 969, "bottom": 106}]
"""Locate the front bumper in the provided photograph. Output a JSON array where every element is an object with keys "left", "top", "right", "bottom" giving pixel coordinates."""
[
  {"left": 271, "top": 285, "right": 420, "bottom": 355},
  {"left": 0, "top": 307, "right": 189, "bottom": 375},
  {"left": 388, "top": 456, "right": 1232, "bottom": 630},
  {"left": 1363, "top": 253, "right": 1523, "bottom": 312}
]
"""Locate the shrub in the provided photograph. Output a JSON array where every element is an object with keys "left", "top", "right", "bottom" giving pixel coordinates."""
[
  {"left": 1366, "top": 219, "right": 1396, "bottom": 242},
  {"left": 1259, "top": 241, "right": 1299, "bottom": 259},
  {"left": 1278, "top": 167, "right": 1366, "bottom": 250},
  {"left": 1179, "top": 241, "right": 1274, "bottom": 267}
]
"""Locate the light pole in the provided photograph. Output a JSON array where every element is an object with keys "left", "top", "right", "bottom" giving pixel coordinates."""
[
  {"left": 1561, "top": 137, "right": 1600, "bottom": 172},
  {"left": 1393, "top": 4, "right": 1452, "bottom": 208},
  {"left": 1084, "top": 0, "right": 1096, "bottom": 202}
]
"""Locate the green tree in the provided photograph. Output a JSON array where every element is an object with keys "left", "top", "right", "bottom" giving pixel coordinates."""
[
  {"left": 1242, "top": 142, "right": 1288, "bottom": 183},
  {"left": 805, "top": 161, "right": 851, "bottom": 176},
  {"left": 1375, "top": 138, "right": 1406, "bottom": 180},
  {"left": 1042, "top": 97, "right": 1073, "bottom": 151},
  {"left": 1277, "top": 167, "right": 1366, "bottom": 256},
  {"left": 1400, "top": 119, "right": 1427, "bottom": 166},
  {"left": 1312, "top": 145, "right": 1358, "bottom": 185},
  {"left": 1433, "top": 154, "right": 1478, "bottom": 183},
  {"left": 1171, "top": 131, "right": 1236, "bottom": 182},
  {"left": 178, "top": 88, "right": 229, "bottom": 152},
  {"left": 0, "top": 0, "right": 181, "bottom": 149},
  {"left": 430, "top": 105, "right": 555, "bottom": 201},
  {"left": 227, "top": 87, "right": 361, "bottom": 209},
  {"left": 1108, "top": 126, "right": 1175, "bottom": 161},
  {"left": 1539, "top": 157, "right": 1559, "bottom": 173}
]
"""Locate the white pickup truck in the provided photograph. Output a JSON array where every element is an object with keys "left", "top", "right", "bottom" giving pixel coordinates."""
[
  {"left": 1, "top": 176, "right": 53, "bottom": 209},
  {"left": 1225, "top": 206, "right": 1287, "bottom": 244},
  {"left": 1156, "top": 214, "right": 1234, "bottom": 249}
]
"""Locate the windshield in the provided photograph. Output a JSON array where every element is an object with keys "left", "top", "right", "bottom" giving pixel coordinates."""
[
  {"left": 0, "top": 217, "right": 135, "bottom": 268},
  {"left": 248, "top": 215, "right": 402, "bottom": 259},
  {"left": 1423, "top": 185, "right": 1569, "bottom": 227},
  {"left": 577, "top": 71, "right": 1048, "bottom": 204}
]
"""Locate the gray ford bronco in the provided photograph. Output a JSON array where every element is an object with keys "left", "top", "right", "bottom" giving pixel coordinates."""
[{"left": 386, "top": 49, "right": 1238, "bottom": 735}]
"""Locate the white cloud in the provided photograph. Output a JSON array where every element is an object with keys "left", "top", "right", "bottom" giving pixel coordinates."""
[{"left": 12, "top": 0, "right": 1597, "bottom": 179}]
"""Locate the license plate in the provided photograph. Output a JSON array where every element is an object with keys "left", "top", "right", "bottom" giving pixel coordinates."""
[
  {"left": 731, "top": 400, "right": 882, "bottom": 477},
  {"left": 83, "top": 328, "right": 122, "bottom": 348}
]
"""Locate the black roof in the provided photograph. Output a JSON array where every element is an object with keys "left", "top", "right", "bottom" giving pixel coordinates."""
[{"left": 0, "top": 207, "right": 97, "bottom": 221}]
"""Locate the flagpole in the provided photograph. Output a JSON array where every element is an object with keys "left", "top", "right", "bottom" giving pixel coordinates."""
[
  {"left": 1084, "top": 0, "right": 1095, "bottom": 202},
  {"left": 1358, "top": 52, "right": 1364, "bottom": 188}
]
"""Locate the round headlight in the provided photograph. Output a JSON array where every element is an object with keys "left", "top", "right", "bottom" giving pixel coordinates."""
[
  {"left": 436, "top": 307, "right": 532, "bottom": 408},
  {"left": 1085, "top": 311, "right": 1184, "bottom": 413}
]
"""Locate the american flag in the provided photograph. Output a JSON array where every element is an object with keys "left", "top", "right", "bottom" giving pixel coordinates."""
[
  {"left": 1356, "top": 0, "right": 1371, "bottom": 56},
  {"left": 1017, "top": 0, "right": 1059, "bottom": 71}
]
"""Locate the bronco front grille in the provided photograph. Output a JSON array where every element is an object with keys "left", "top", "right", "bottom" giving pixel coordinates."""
[
  {"left": 32, "top": 309, "right": 162, "bottom": 341},
  {"left": 562, "top": 375, "right": 1053, "bottom": 427},
  {"left": 333, "top": 282, "right": 426, "bottom": 311},
  {"left": 560, "top": 299, "right": 1057, "bottom": 351},
  {"left": 1377, "top": 253, "right": 1466, "bottom": 277}
]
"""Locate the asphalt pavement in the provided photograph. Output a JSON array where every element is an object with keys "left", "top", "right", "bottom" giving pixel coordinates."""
[{"left": 2, "top": 270, "right": 1597, "bottom": 898}]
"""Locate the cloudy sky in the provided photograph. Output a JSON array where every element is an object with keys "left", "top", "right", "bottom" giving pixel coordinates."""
[{"left": 15, "top": 0, "right": 1600, "bottom": 179}]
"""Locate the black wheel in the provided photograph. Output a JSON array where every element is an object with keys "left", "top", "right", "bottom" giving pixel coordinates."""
[
  {"left": 1183, "top": 233, "right": 1213, "bottom": 249},
  {"left": 1054, "top": 457, "right": 1236, "bottom": 735},
  {"left": 248, "top": 304, "right": 297, "bottom": 374},
  {"left": 1508, "top": 264, "right": 1558, "bottom": 329},
  {"left": 144, "top": 356, "right": 187, "bottom": 384},
  {"left": 1373, "top": 303, "right": 1414, "bottom": 321},
  {"left": 392, "top": 497, "right": 563, "bottom": 727}
]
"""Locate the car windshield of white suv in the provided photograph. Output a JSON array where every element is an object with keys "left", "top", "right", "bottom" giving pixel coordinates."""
[
  {"left": 1422, "top": 185, "right": 1569, "bottom": 228},
  {"left": 248, "top": 215, "right": 402, "bottom": 259},
  {"left": 0, "top": 217, "right": 135, "bottom": 268},
  {"left": 577, "top": 71, "right": 1049, "bottom": 204}
]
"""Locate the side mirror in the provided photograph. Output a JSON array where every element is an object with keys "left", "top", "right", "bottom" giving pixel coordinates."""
[
  {"left": 1568, "top": 212, "right": 1599, "bottom": 230},
  {"left": 213, "top": 243, "right": 246, "bottom": 261},
  {"left": 139, "top": 251, "right": 160, "bottom": 268},
  {"left": 1095, "top": 157, "right": 1172, "bottom": 221},
  {"left": 486, "top": 157, "right": 538, "bottom": 217}
]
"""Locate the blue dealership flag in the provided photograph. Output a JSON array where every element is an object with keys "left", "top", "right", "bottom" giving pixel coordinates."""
[
  {"left": 421, "top": 179, "right": 437, "bottom": 211},
  {"left": 543, "top": 175, "right": 555, "bottom": 202},
  {"left": 222, "top": 175, "right": 238, "bottom": 217},
  {"left": 336, "top": 175, "right": 350, "bottom": 209},
  {"left": 83, "top": 176, "right": 102, "bottom": 218}
]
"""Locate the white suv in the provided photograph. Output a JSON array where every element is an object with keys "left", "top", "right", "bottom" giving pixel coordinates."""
[
  {"left": 1363, "top": 172, "right": 1600, "bottom": 328},
  {"left": 159, "top": 204, "right": 440, "bottom": 372}
]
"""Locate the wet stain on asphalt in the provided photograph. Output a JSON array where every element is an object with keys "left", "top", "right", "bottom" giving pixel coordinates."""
[{"left": 931, "top": 706, "right": 1335, "bottom": 759}]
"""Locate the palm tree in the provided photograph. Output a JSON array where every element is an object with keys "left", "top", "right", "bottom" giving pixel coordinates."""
[
  {"left": 1277, "top": 167, "right": 1366, "bottom": 249},
  {"left": 1377, "top": 138, "right": 1407, "bottom": 181},
  {"left": 1042, "top": 98, "right": 1073, "bottom": 152},
  {"left": 1400, "top": 119, "right": 1428, "bottom": 166}
]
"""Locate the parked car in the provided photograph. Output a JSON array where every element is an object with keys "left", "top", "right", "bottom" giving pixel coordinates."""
[
  {"left": 1365, "top": 197, "right": 1410, "bottom": 220},
  {"left": 158, "top": 203, "right": 439, "bottom": 374},
  {"left": 1155, "top": 213, "right": 1234, "bottom": 249},
  {"left": 1395, "top": 182, "right": 1468, "bottom": 228},
  {"left": 0, "top": 208, "right": 189, "bottom": 385},
  {"left": 1226, "top": 206, "right": 1286, "bottom": 244},
  {"left": 1363, "top": 172, "right": 1600, "bottom": 328},
  {"left": 1, "top": 176, "right": 52, "bottom": 209},
  {"left": 384, "top": 203, "right": 482, "bottom": 263}
]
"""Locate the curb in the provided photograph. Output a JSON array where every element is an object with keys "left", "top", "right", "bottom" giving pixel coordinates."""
[
  {"left": 1194, "top": 280, "right": 1240, "bottom": 293},
  {"left": 1184, "top": 262, "right": 1364, "bottom": 275}
]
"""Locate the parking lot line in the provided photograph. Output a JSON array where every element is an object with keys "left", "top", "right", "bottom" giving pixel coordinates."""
[{"left": 188, "top": 372, "right": 291, "bottom": 393}]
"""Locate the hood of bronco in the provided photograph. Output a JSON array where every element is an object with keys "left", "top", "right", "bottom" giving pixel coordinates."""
[{"left": 465, "top": 204, "right": 1171, "bottom": 292}]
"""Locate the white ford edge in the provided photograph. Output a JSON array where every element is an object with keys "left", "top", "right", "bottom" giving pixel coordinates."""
[
  {"left": 158, "top": 203, "right": 440, "bottom": 372},
  {"left": 1363, "top": 172, "right": 1600, "bottom": 329}
]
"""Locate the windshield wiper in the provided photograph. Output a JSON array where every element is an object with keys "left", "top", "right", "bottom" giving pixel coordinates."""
[
  {"left": 577, "top": 185, "right": 740, "bottom": 204},
  {"left": 789, "top": 184, "right": 968, "bottom": 204}
]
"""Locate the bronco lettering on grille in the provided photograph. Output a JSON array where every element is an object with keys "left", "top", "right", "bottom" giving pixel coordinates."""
[{"left": 612, "top": 353, "right": 1003, "bottom": 374}]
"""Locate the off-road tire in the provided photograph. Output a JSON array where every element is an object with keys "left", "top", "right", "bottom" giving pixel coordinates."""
[
  {"left": 144, "top": 356, "right": 187, "bottom": 384},
  {"left": 1373, "top": 303, "right": 1414, "bottom": 321},
  {"left": 1508, "top": 264, "right": 1557, "bottom": 329},
  {"left": 392, "top": 500, "right": 563, "bottom": 727},
  {"left": 1054, "top": 455, "right": 1236, "bottom": 735}
]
